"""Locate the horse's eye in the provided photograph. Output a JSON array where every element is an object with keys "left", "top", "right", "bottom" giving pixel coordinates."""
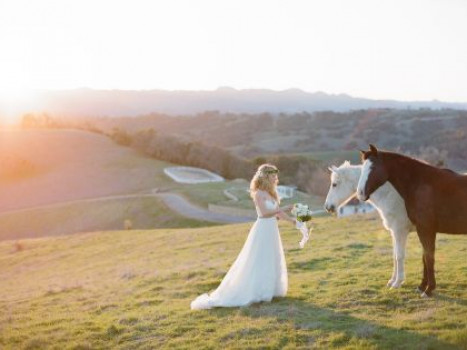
[{"left": 332, "top": 183, "right": 337, "bottom": 188}]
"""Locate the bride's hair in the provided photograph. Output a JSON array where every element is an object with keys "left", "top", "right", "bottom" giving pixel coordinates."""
[{"left": 250, "top": 164, "right": 280, "bottom": 203}]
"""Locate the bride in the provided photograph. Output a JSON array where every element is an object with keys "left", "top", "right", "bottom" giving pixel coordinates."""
[{"left": 191, "top": 164, "right": 296, "bottom": 310}]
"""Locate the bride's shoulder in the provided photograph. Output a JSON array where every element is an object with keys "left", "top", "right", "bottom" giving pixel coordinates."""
[
  {"left": 253, "top": 190, "right": 267, "bottom": 201},
  {"left": 254, "top": 190, "right": 275, "bottom": 203}
]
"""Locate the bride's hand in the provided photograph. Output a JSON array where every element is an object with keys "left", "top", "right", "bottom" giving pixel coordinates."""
[{"left": 281, "top": 204, "right": 293, "bottom": 212}]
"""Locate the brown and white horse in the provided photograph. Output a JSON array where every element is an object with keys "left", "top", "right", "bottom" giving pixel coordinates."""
[{"left": 357, "top": 144, "right": 467, "bottom": 297}]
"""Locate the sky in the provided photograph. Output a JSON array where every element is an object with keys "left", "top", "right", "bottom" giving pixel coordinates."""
[{"left": 1, "top": 0, "right": 467, "bottom": 112}]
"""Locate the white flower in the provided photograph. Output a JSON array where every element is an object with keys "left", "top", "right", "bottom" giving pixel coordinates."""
[{"left": 291, "top": 203, "right": 312, "bottom": 222}]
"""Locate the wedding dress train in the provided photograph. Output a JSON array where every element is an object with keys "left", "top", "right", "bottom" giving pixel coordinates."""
[{"left": 191, "top": 200, "right": 287, "bottom": 309}]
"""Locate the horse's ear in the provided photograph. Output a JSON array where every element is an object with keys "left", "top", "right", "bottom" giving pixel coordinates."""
[
  {"left": 328, "top": 165, "right": 337, "bottom": 173},
  {"left": 369, "top": 144, "right": 378, "bottom": 155}
]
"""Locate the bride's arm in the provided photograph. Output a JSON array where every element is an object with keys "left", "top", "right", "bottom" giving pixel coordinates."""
[{"left": 276, "top": 209, "right": 296, "bottom": 224}]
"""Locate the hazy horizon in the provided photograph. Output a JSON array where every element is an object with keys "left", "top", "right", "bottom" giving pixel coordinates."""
[
  {"left": 1, "top": 0, "right": 467, "bottom": 122},
  {"left": 8, "top": 85, "right": 467, "bottom": 102},
  {"left": 3, "top": 87, "right": 467, "bottom": 126}
]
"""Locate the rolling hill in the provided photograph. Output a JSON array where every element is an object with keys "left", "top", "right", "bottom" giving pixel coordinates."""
[
  {"left": 0, "top": 129, "right": 176, "bottom": 212},
  {"left": 0, "top": 128, "right": 322, "bottom": 240},
  {"left": 0, "top": 129, "right": 211, "bottom": 239},
  {"left": 0, "top": 215, "right": 466, "bottom": 349}
]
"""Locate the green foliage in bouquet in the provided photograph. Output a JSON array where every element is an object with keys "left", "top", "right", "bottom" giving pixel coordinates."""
[{"left": 291, "top": 203, "right": 312, "bottom": 222}]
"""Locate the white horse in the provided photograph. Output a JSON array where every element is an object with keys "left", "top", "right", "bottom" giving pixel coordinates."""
[{"left": 324, "top": 161, "right": 413, "bottom": 288}]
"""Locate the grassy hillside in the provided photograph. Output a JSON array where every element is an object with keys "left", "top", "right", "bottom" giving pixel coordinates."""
[
  {"left": 1, "top": 214, "right": 466, "bottom": 349},
  {"left": 0, "top": 129, "right": 211, "bottom": 239},
  {"left": 0, "top": 197, "right": 213, "bottom": 241},
  {"left": 0, "top": 129, "right": 176, "bottom": 212},
  {"left": 0, "top": 129, "right": 324, "bottom": 240},
  {"left": 173, "top": 180, "right": 322, "bottom": 212}
]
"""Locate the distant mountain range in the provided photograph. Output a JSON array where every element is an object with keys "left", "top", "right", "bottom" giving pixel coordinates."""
[{"left": 21, "top": 87, "right": 467, "bottom": 117}]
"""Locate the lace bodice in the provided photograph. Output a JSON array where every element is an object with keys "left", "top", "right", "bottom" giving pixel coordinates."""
[{"left": 255, "top": 198, "right": 278, "bottom": 217}]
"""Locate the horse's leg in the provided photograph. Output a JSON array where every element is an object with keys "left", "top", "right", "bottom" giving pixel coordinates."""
[
  {"left": 416, "top": 258, "right": 428, "bottom": 293},
  {"left": 416, "top": 231, "right": 428, "bottom": 293},
  {"left": 387, "top": 231, "right": 397, "bottom": 287},
  {"left": 416, "top": 229, "right": 437, "bottom": 297},
  {"left": 391, "top": 228, "right": 409, "bottom": 288},
  {"left": 421, "top": 232, "right": 437, "bottom": 297}
]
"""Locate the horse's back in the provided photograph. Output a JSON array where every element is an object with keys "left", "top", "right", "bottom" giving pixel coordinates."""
[{"left": 439, "top": 167, "right": 467, "bottom": 181}]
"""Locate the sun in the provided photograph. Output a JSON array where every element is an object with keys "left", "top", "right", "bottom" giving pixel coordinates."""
[
  {"left": 0, "top": 60, "right": 41, "bottom": 124},
  {"left": 0, "top": 88, "right": 40, "bottom": 125}
]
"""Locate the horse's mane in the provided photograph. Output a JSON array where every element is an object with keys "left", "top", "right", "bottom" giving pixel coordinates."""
[
  {"left": 337, "top": 160, "right": 352, "bottom": 169},
  {"left": 329, "top": 161, "right": 362, "bottom": 184},
  {"left": 381, "top": 150, "right": 434, "bottom": 168},
  {"left": 333, "top": 160, "right": 360, "bottom": 175},
  {"left": 381, "top": 150, "right": 461, "bottom": 176}
]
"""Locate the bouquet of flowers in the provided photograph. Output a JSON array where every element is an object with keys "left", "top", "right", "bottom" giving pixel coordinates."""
[{"left": 291, "top": 203, "right": 313, "bottom": 248}]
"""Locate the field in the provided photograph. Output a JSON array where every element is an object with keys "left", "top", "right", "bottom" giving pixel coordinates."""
[
  {"left": 1, "top": 214, "right": 466, "bottom": 349},
  {"left": 0, "top": 129, "right": 176, "bottom": 212},
  {"left": 0, "top": 197, "right": 213, "bottom": 241},
  {"left": 173, "top": 180, "right": 322, "bottom": 212},
  {"left": 0, "top": 129, "right": 323, "bottom": 239}
]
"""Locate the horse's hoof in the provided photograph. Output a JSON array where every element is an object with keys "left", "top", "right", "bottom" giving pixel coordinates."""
[
  {"left": 416, "top": 286, "right": 426, "bottom": 294},
  {"left": 420, "top": 292, "right": 431, "bottom": 298},
  {"left": 387, "top": 280, "right": 395, "bottom": 288},
  {"left": 391, "top": 280, "right": 405, "bottom": 289}
]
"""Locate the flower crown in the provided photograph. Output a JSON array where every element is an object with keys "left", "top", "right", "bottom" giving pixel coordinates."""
[{"left": 256, "top": 168, "right": 279, "bottom": 177}]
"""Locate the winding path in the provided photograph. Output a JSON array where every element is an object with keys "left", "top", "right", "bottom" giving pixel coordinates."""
[
  {"left": 155, "top": 193, "right": 252, "bottom": 223},
  {"left": 0, "top": 191, "right": 253, "bottom": 224}
]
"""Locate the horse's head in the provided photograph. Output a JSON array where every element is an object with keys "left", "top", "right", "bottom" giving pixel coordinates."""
[
  {"left": 324, "top": 161, "right": 360, "bottom": 213},
  {"left": 357, "top": 144, "right": 388, "bottom": 201}
]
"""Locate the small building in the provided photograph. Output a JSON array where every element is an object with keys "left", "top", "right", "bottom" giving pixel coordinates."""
[
  {"left": 164, "top": 166, "right": 224, "bottom": 184},
  {"left": 338, "top": 198, "right": 375, "bottom": 217},
  {"left": 276, "top": 185, "right": 296, "bottom": 200}
]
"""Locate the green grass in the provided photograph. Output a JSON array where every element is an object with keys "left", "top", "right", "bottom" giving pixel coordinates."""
[
  {"left": 172, "top": 181, "right": 241, "bottom": 208},
  {"left": 173, "top": 180, "right": 324, "bottom": 213},
  {"left": 104, "top": 153, "right": 177, "bottom": 191},
  {"left": 1, "top": 214, "right": 466, "bottom": 349},
  {"left": 0, "top": 197, "right": 214, "bottom": 241}
]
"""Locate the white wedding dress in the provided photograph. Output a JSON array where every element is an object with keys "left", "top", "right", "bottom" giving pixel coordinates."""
[{"left": 191, "top": 199, "right": 288, "bottom": 310}]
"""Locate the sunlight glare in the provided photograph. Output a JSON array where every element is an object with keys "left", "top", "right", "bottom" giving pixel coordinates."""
[
  {"left": 0, "top": 63, "right": 39, "bottom": 125},
  {"left": 0, "top": 88, "right": 39, "bottom": 125}
]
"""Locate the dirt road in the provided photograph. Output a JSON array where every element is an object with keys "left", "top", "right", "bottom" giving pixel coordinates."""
[{"left": 0, "top": 191, "right": 253, "bottom": 224}]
